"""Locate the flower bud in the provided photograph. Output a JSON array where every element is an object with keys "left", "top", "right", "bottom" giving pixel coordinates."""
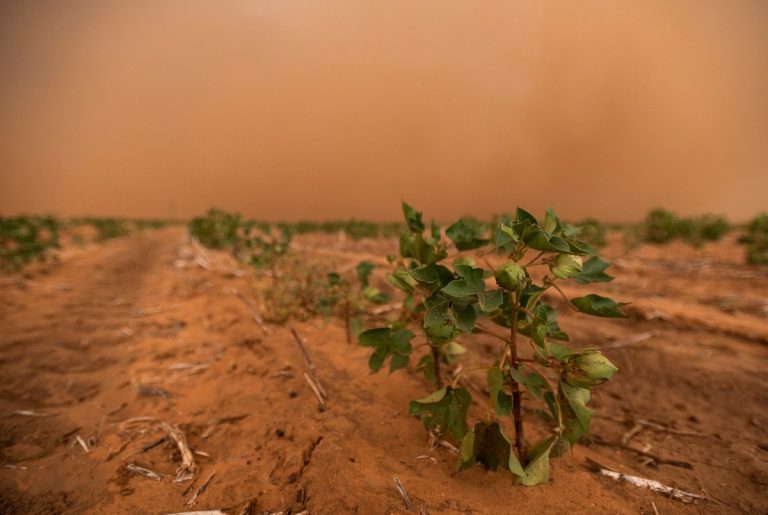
[
  {"left": 564, "top": 350, "right": 618, "bottom": 387},
  {"left": 550, "top": 254, "right": 583, "bottom": 279},
  {"left": 495, "top": 261, "right": 528, "bottom": 290}
]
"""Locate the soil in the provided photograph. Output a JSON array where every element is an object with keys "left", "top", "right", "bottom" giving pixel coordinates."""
[{"left": 0, "top": 228, "right": 766, "bottom": 514}]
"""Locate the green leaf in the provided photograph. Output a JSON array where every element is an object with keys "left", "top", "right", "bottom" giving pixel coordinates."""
[
  {"left": 523, "top": 372, "right": 549, "bottom": 400},
  {"left": 327, "top": 271, "right": 344, "bottom": 286},
  {"left": 487, "top": 367, "right": 513, "bottom": 416},
  {"left": 409, "top": 263, "right": 453, "bottom": 293},
  {"left": 424, "top": 294, "right": 450, "bottom": 328},
  {"left": 446, "top": 218, "right": 489, "bottom": 250},
  {"left": 355, "top": 260, "right": 375, "bottom": 288},
  {"left": 368, "top": 346, "right": 388, "bottom": 372},
  {"left": 424, "top": 320, "right": 459, "bottom": 344},
  {"left": 408, "top": 387, "right": 472, "bottom": 440},
  {"left": 388, "top": 266, "right": 418, "bottom": 292},
  {"left": 477, "top": 290, "right": 503, "bottom": 312},
  {"left": 442, "top": 266, "right": 485, "bottom": 297},
  {"left": 559, "top": 381, "right": 593, "bottom": 445},
  {"left": 516, "top": 207, "right": 538, "bottom": 224},
  {"left": 402, "top": 201, "right": 425, "bottom": 233},
  {"left": 516, "top": 441, "right": 553, "bottom": 486},
  {"left": 451, "top": 303, "right": 478, "bottom": 333},
  {"left": 524, "top": 227, "right": 571, "bottom": 253},
  {"left": 519, "top": 302, "right": 568, "bottom": 347},
  {"left": 574, "top": 257, "right": 614, "bottom": 284},
  {"left": 542, "top": 207, "right": 561, "bottom": 234},
  {"left": 559, "top": 381, "right": 592, "bottom": 432},
  {"left": 362, "top": 286, "right": 389, "bottom": 304},
  {"left": 358, "top": 328, "right": 414, "bottom": 373},
  {"left": 389, "top": 353, "right": 410, "bottom": 373},
  {"left": 358, "top": 328, "right": 390, "bottom": 348},
  {"left": 443, "top": 341, "right": 467, "bottom": 364},
  {"left": 457, "top": 422, "right": 521, "bottom": 473},
  {"left": 571, "top": 294, "right": 627, "bottom": 318},
  {"left": 494, "top": 220, "right": 519, "bottom": 250}
]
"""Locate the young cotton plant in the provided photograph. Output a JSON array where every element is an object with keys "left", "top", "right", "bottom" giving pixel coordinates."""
[
  {"left": 316, "top": 261, "right": 390, "bottom": 344},
  {"left": 359, "top": 203, "right": 625, "bottom": 486}
]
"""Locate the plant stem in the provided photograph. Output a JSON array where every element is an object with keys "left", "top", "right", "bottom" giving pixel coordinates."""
[
  {"left": 431, "top": 344, "right": 443, "bottom": 388},
  {"left": 509, "top": 293, "right": 527, "bottom": 463},
  {"left": 547, "top": 279, "right": 579, "bottom": 312}
]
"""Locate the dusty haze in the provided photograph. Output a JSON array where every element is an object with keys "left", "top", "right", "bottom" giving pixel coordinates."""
[{"left": 1, "top": 0, "right": 766, "bottom": 222}]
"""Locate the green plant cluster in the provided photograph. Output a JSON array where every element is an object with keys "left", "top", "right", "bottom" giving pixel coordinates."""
[
  {"left": 188, "top": 208, "right": 291, "bottom": 268},
  {"left": 739, "top": 213, "right": 768, "bottom": 265},
  {"left": 277, "top": 220, "right": 404, "bottom": 240},
  {"left": 72, "top": 217, "right": 132, "bottom": 242},
  {"left": 0, "top": 215, "right": 62, "bottom": 271},
  {"left": 316, "top": 261, "right": 391, "bottom": 343},
  {"left": 573, "top": 218, "right": 607, "bottom": 248},
  {"left": 636, "top": 209, "right": 729, "bottom": 247},
  {"left": 359, "top": 202, "right": 625, "bottom": 485}
]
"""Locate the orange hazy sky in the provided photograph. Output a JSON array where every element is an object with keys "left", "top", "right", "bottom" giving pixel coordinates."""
[{"left": 1, "top": 0, "right": 766, "bottom": 222}]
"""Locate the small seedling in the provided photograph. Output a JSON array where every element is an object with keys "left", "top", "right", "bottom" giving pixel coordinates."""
[
  {"left": 317, "top": 261, "right": 391, "bottom": 343},
  {"left": 738, "top": 213, "right": 768, "bottom": 265},
  {"left": 359, "top": 202, "right": 626, "bottom": 485}
]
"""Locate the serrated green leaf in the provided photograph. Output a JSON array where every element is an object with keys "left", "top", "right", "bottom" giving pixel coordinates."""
[
  {"left": 574, "top": 257, "right": 614, "bottom": 284},
  {"left": 571, "top": 294, "right": 627, "bottom": 318}
]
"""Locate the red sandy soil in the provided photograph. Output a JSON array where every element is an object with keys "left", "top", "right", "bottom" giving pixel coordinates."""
[{"left": 0, "top": 228, "right": 767, "bottom": 514}]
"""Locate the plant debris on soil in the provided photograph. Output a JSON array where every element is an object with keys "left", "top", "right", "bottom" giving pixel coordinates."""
[{"left": 0, "top": 228, "right": 766, "bottom": 514}]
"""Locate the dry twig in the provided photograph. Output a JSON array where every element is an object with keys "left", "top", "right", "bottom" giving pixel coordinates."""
[
  {"left": 186, "top": 470, "right": 216, "bottom": 507},
  {"left": 290, "top": 327, "right": 327, "bottom": 399},
  {"left": 585, "top": 458, "right": 708, "bottom": 503},
  {"left": 126, "top": 463, "right": 163, "bottom": 481},
  {"left": 234, "top": 289, "right": 271, "bottom": 335},
  {"left": 394, "top": 476, "right": 413, "bottom": 510},
  {"left": 162, "top": 422, "right": 197, "bottom": 479}
]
